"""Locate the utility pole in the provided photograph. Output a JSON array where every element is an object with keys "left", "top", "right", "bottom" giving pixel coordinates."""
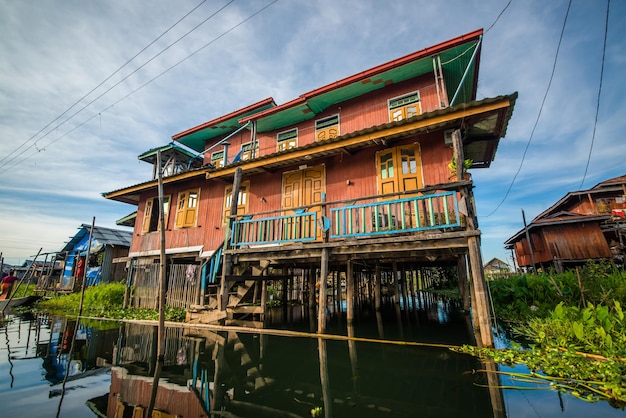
[{"left": 522, "top": 209, "right": 536, "bottom": 272}]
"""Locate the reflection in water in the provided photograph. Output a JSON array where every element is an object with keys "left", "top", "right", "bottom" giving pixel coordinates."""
[
  {"left": 0, "top": 294, "right": 515, "bottom": 418},
  {"left": 104, "top": 298, "right": 502, "bottom": 418}
]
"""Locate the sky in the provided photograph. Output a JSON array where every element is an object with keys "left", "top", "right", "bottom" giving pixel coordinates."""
[{"left": 1, "top": 0, "right": 625, "bottom": 268}]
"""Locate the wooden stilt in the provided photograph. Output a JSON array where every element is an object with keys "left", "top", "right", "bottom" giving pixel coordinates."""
[
  {"left": 374, "top": 263, "right": 381, "bottom": 311},
  {"left": 467, "top": 236, "right": 494, "bottom": 347},
  {"left": 402, "top": 268, "right": 410, "bottom": 311},
  {"left": 260, "top": 270, "right": 267, "bottom": 322},
  {"left": 457, "top": 254, "right": 470, "bottom": 312},
  {"left": 392, "top": 262, "right": 400, "bottom": 306},
  {"left": 318, "top": 249, "right": 329, "bottom": 333},
  {"left": 346, "top": 260, "right": 354, "bottom": 324}
]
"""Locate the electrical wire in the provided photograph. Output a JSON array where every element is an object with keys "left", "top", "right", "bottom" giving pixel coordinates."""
[
  {"left": 485, "top": 0, "right": 513, "bottom": 34},
  {"left": 0, "top": 0, "right": 208, "bottom": 168},
  {"left": 0, "top": 0, "right": 279, "bottom": 175},
  {"left": 578, "top": 0, "right": 610, "bottom": 189},
  {"left": 0, "top": 0, "right": 234, "bottom": 172},
  {"left": 484, "top": 0, "right": 573, "bottom": 218}
]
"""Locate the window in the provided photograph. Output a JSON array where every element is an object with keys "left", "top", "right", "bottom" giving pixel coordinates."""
[
  {"left": 241, "top": 142, "right": 259, "bottom": 161},
  {"left": 175, "top": 189, "right": 199, "bottom": 228},
  {"left": 315, "top": 114, "right": 339, "bottom": 142},
  {"left": 223, "top": 181, "right": 250, "bottom": 225},
  {"left": 277, "top": 128, "right": 298, "bottom": 151},
  {"left": 388, "top": 91, "right": 421, "bottom": 122},
  {"left": 376, "top": 145, "right": 422, "bottom": 196},
  {"left": 141, "top": 196, "right": 171, "bottom": 233},
  {"left": 211, "top": 150, "right": 224, "bottom": 168}
]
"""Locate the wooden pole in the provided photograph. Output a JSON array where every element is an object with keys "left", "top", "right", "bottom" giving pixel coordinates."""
[
  {"left": 147, "top": 149, "right": 167, "bottom": 418},
  {"left": 346, "top": 260, "right": 354, "bottom": 324},
  {"left": 522, "top": 209, "right": 537, "bottom": 272},
  {"left": 457, "top": 254, "right": 470, "bottom": 312},
  {"left": 392, "top": 261, "right": 400, "bottom": 306},
  {"left": 467, "top": 236, "right": 494, "bottom": 347},
  {"left": 317, "top": 338, "right": 333, "bottom": 417},
  {"left": 374, "top": 263, "right": 381, "bottom": 311},
  {"left": 318, "top": 248, "right": 329, "bottom": 333}
]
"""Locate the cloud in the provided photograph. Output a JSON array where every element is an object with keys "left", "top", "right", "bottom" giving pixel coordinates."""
[{"left": 0, "top": 0, "right": 624, "bottom": 266}]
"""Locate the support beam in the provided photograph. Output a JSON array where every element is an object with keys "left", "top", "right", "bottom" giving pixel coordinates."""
[
  {"left": 467, "top": 235, "right": 494, "bottom": 347},
  {"left": 317, "top": 248, "right": 329, "bottom": 333},
  {"left": 374, "top": 263, "right": 381, "bottom": 311},
  {"left": 346, "top": 260, "right": 354, "bottom": 324},
  {"left": 457, "top": 254, "right": 470, "bottom": 312}
]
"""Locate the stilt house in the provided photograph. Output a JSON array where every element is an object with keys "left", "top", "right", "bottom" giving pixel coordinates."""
[
  {"left": 505, "top": 174, "right": 626, "bottom": 272},
  {"left": 103, "top": 30, "right": 517, "bottom": 347}
]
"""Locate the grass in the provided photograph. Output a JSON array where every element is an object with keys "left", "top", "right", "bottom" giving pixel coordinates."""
[{"left": 36, "top": 282, "right": 186, "bottom": 322}]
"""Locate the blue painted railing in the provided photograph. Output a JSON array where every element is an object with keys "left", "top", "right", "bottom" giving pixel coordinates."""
[
  {"left": 330, "top": 191, "right": 460, "bottom": 238},
  {"left": 230, "top": 211, "right": 318, "bottom": 247},
  {"left": 230, "top": 191, "right": 461, "bottom": 246}
]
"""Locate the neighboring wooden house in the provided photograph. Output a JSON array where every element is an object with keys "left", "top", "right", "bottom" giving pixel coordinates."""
[
  {"left": 55, "top": 224, "right": 133, "bottom": 290},
  {"left": 103, "top": 30, "right": 517, "bottom": 347},
  {"left": 483, "top": 258, "right": 511, "bottom": 279},
  {"left": 505, "top": 175, "right": 626, "bottom": 272}
]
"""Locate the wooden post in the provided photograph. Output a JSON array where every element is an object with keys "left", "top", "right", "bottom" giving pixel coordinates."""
[
  {"left": 307, "top": 266, "right": 316, "bottom": 309},
  {"left": 317, "top": 338, "right": 333, "bottom": 417},
  {"left": 522, "top": 209, "right": 537, "bottom": 272},
  {"left": 374, "top": 263, "right": 381, "bottom": 311},
  {"left": 346, "top": 260, "right": 354, "bottom": 324},
  {"left": 457, "top": 254, "right": 470, "bottom": 312},
  {"left": 467, "top": 236, "right": 494, "bottom": 347},
  {"left": 317, "top": 248, "right": 329, "bottom": 333},
  {"left": 260, "top": 270, "right": 267, "bottom": 322},
  {"left": 392, "top": 262, "right": 400, "bottom": 306}
]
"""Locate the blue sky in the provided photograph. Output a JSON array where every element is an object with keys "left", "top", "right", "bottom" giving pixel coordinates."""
[{"left": 0, "top": 0, "right": 624, "bottom": 267}]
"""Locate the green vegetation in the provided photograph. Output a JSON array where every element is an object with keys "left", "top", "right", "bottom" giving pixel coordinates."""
[
  {"left": 36, "top": 282, "right": 186, "bottom": 322},
  {"left": 456, "top": 261, "right": 626, "bottom": 407},
  {"left": 7, "top": 283, "right": 37, "bottom": 298}
]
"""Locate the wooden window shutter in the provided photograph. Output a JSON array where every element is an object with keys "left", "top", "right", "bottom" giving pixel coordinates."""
[
  {"left": 175, "top": 191, "right": 187, "bottom": 228},
  {"left": 142, "top": 199, "right": 153, "bottom": 233}
]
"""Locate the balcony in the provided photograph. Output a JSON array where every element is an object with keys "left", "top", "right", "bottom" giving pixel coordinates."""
[{"left": 230, "top": 187, "right": 465, "bottom": 248}]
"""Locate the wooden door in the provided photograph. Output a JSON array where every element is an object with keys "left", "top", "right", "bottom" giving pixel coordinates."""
[
  {"left": 282, "top": 165, "right": 325, "bottom": 240},
  {"left": 376, "top": 145, "right": 422, "bottom": 197}
]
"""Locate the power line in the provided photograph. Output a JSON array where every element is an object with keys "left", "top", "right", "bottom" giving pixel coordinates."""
[
  {"left": 579, "top": 0, "right": 610, "bottom": 189},
  {"left": 0, "top": 0, "right": 280, "bottom": 175},
  {"left": 484, "top": 0, "right": 573, "bottom": 218},
  {"left": 485, "top": 0, "right": 513, "bottom": 34},
  {"left": 0, "top": 0, "right": 208, "bottom": 169}
]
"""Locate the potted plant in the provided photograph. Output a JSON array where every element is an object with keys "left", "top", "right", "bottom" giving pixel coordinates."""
[{"left": 448, "top": 157, "right": 473, "bottom": 181}]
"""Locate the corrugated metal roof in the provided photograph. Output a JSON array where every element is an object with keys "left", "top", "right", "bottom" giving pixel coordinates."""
[
  {"left": 60, "top": 224, "right": 133, "bottom": 253},
  {"left": 239, "top": 32, "right": 482, "bottom": 133},
  {"left": 102, "top": 93, "right": 517, "bottom": 205}
]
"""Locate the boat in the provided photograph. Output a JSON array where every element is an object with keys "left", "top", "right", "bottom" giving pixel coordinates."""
[{"left": 0, "top": 295, "right": 40, "bottom": 311}]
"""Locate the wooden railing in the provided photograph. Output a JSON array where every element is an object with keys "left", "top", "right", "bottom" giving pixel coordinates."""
[
  {"left": 230, "top": 188, "right": 464, "bottom": 247},
  {"left": 329, "top": 191, "right": 460, "bottom": 238},
  {"left": 231, "top": 211, "right": 318, "bottom": 247}
]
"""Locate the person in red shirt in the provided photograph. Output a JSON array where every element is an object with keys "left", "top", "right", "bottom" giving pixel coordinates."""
[{"left": 0, "top": 270, "right": 19, "bottom": 300}]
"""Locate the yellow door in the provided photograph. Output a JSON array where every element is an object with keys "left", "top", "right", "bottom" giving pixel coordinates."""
[
  {"left": 376, "top": 145, "right": 422, "bottom": 197},
  {"left": 282, "top": 166, "right": 325, "bottom": 240}
]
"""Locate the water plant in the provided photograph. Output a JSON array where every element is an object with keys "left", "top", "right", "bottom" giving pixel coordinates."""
[
  {"left": 36, "top": 283, "right": 186, "bottom": 322},
  {"left": 458, "top": 261, "right": 626, "bottom": 408}
]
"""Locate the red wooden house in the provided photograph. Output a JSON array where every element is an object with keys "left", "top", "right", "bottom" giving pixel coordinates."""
[
  {"left": 103, "top": 29, "right": 517, "bottom": 347},
  {"left": 505, "top": 175, "right": 626, "bottom": 272}
]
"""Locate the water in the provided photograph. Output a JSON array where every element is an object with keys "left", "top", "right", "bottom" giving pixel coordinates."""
[{"left": 1, "top": 300, "right": 625, "bottom": 418}]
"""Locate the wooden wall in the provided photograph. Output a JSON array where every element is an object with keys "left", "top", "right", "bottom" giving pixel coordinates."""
[{"left": 515, "top": 222, "right": 611, "bottom": 267}]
